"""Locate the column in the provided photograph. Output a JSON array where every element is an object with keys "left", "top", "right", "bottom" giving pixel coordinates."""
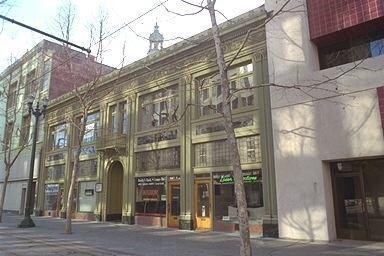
[
  {"left": 255, "top": 51, "right": 279, "bottom": 237},
  {"left": 179, "top": 75, "right": 194, "bottom": 230}
]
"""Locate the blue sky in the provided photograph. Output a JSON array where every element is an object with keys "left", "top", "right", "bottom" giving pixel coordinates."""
[{"left": 0, "top": 0, "right": 264, "bottom": 70}]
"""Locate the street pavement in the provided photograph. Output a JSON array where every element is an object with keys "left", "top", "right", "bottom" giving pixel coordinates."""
[{"left": 0, "top": 213, "right": 383, "bottom": 256}]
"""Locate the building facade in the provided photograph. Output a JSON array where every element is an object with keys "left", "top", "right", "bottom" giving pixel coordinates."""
[
  {"left": 266, "top": 0, "right": 384, "bottom": 241},
  {"left": 38, "top": 8, "right": 279, "bottom": 235},
  {"left": 0, "top": 40, "right": 113, "bottom": 215}
]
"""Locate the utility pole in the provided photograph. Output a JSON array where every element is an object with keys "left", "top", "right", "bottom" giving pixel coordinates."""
[{"left": 0, "top": 14, "right": 91, "bottom": 53}]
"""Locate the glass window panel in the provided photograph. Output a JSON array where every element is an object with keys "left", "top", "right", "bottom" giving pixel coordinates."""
[
  {"left": 213, "top": 170, "right": 263, "bottom": 221},
  {"left": 44, "top": 184, "right": 60, "bottom": 211},
  {"left": 197, "top": 62, "right": 254, "bottom": 117},
  {"left": 78, "top": 181, "right": 96, "bottom": 212},
  {"left": 139, "top": 85, "right": 179, "bottom": 130},
  {"left": 78, "top": 159, "right": 97, "bottom": 178},
  {"left": 136, "top": 147, "right": 180, "bottom": 171},
  {"left": 46, "top": 165, "right": 65, "bottom": 181},
  {"left": 194, "top": 136, "right": 261, "bottom": 167},
  {"left": 50, "top": 123, "right": 68, "bottom": 150},
  {"left": 135, "top": 177, "right": 166, "bottom": 216},
  {"left": 319, "top": 31, "right": 384, "bottom": 69}
]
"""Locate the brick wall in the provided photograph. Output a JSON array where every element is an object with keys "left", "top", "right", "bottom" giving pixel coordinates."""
[
  {"left": 307, "top": 0, "right": 384, "bottom": 44},
  {"left": 44, "top": 40, "right": 114, "bottom": 100}
]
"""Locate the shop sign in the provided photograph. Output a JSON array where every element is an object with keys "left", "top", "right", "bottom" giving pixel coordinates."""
[
  {"left": 168, "top": 176, "right": 180, "bottom": 181},
  {"left": 85, "top": 189, "right": 94, "bottom": 196},
  {"left": 142, "top": 188, "right": 159, "bottom": 200},
  {"left": 95, "top": 183, "right": 102, "bottom": 193},
  {"left": 45, "top": 184, "right": 59, "bottom": 193},
  {"left": 137, "top": 176, "right": 166, "bottom": 186},
  {"left": 213, "top": 170, "right": 261, "bottom": 184}
]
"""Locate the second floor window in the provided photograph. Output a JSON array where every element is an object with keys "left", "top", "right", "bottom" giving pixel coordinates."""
[
  {"left": 139, "top": 85, "right": 179, "bottom": 130},
  {"left": 24, "top": 69, "right": 36, "bottom": 98},
  {"left": 19, "top": 115, "right": 31, "bottom": 146},
  {"left": 319, "top": 30, "right": 384, "bottom": 69},
  {"left": 50, "top": 123, "right": 68, "bottom": 150},
  {"left": 42, "top": 60, "right": 51, "bottom": 91},
  {"left": 197, "top": 63, "right": 254, "bottom": 117},
  {"left": 108, "top": 102, "right": 128, "bottom": 134},
  {"left": 7, "top": 82, "right": 18, "bottom": 109},
  {"left": 83, "top": 112, "right": 100, "bottom": 143}
]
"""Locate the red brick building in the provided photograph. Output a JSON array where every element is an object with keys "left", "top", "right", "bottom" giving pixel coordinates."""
[{"left": 0, "top": 39, "right": 114, "bottom": 215}]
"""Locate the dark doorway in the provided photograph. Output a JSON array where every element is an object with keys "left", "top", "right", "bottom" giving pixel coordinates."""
[
  {"left": 106, "top": 161, "right": 124, "bottom": 221},
  {"left": 20, "top": 188, "right": 26, "bottom": 215},
  {"left": 332, "top": 159, "right": 384, "bottom": 241}
]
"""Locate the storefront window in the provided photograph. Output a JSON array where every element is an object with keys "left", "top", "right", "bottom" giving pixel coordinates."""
[
  {"left": 135, "top": 177, "right": 166, "bottom": 216},
  {"left": 78, "top": 181, "right": 96, "bottom": 212},
  {"left": 213, "top": 170, "right": 263, "bottom": 221},
  {"left": 44, "top": 184, "right": 60, "bottom": 211}
]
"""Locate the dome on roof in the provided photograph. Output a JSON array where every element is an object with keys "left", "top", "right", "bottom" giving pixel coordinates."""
[
  {"left": 149, "top": 23, "right": 164, "bottom": 42},
  {"left": 148, "top": 23, "right": 164, "bottom": 55}
]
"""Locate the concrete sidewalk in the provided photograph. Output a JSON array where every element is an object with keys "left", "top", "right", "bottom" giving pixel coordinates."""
[{"left": 0, "top": 213, "right": 383, "bottom": 256}]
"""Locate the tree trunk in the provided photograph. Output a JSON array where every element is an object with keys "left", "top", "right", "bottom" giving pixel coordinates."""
[
  {"left": 0, "top": 166, "right": 11, "bottom": 223},
  {"left": 65, "top": 117, "right": 86, "bottom": 234},
  {"left": 65, "top": 146, "right": 82, "bottom": 234},
  {"left": 207, "top": 1, "right": 252, "bottom": 255}
]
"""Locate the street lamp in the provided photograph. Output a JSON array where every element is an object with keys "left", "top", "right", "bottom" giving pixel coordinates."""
[{"left": 18, "top": 95, "right": 48, "bottom": 228}]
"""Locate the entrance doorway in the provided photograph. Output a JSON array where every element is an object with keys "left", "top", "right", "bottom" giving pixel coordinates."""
[
  {"left": 167, "top": 181, "right": 180, "bottom": 228},
  {"left": 106, "top": 161, "right": 123, "bottom": 221},
  {"left": 194, "top": 180, "right": 212, "bottom": 230},
  {"left": 19, "top": 188, "right": 26, "bottom": 214},
  {"left": 332, "top": 160, "right": 384, "bottom": 241}
]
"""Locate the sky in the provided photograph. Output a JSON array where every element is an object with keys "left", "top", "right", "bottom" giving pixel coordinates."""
[{"left": 0, "top": 0, "right": 264, "bottom": 71}]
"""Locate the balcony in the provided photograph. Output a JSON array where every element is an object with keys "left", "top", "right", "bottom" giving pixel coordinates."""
[{"left": 95, "top": 132, "right": 127, "bottom": 151}]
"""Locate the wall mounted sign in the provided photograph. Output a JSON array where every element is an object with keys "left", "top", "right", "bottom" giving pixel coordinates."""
[
  {"left": 95, "top": 183, "right": 102, "bottom": 193},
  {"left": 85, "top": 189, "right": 94, "bottom": 196},
  {"left": 45, "top": 184, "right": 59, "bottom": 193},
  {"left": 137, "top": 176, "right": 166, "bottom": 186},
  {"left": 213, "top": 170, "right": 261, "bottom": 185}
]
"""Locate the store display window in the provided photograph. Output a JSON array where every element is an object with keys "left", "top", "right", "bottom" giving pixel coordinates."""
[
  {"left": 135, "top": 177, "right": 166, "bottom": 216},
  {"left": 213, "top": 170, "right": 263, "bottom": 221}
]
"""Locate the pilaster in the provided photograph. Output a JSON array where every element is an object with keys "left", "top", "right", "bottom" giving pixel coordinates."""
[
  {"left": 179, "top": 75, "right": 194, "bottom": 230},
  {"left": 255, "top": 51, "right": 279, "bottom": 237}
]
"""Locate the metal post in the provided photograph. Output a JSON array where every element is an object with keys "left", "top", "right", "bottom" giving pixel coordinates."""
[{"left": 18, "top": 101, "right": 43, "bottom": 228}]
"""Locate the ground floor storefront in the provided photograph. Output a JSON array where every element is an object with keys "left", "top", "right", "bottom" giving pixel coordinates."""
[
  {"left": 127, "top": 170, "right": 264, "bottom": 233},
  {"left": 331, "top": 158, "right": 384, "bottom": 242}
]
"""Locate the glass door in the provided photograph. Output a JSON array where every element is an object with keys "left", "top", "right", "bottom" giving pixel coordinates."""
[
  {"left": 195, "top": 180, "right": 211, "bottom": 230},
  {"left": 333, "top": 173, "right": 368, "bottom": 240},
  {"left": 167, "top": 181, "right": 180, "bottom": 228},
  {"left": 362, "top": 160, "right": 384, "bottom": 241}
]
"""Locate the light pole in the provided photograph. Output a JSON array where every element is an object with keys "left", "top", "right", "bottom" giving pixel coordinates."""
[{"left": 18, "top": 95, "right": 48, "bottom": 228}]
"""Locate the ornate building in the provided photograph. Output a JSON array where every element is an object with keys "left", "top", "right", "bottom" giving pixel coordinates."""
[{"left": 38, "top": 7, "right": 277, "bottom": 236}]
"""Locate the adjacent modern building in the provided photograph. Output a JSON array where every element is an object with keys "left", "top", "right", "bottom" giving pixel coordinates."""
[
  {"left": 0, "top": 40, "right": 113, "bottom": 215},
  {"left": 37, "top": 8, "right": 278, "bottom": 236},
  {"left": 266, "top": 0, "right": 384, "bottom": 241}
]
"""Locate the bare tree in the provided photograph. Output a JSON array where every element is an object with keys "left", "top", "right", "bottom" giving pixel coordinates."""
[
  {"left": 56, "top": 8, "right": 123, "bottom": 233},
  {"left": 64, "top": 60, "right": 105, "bottom": 234},
  {"left": 206, "top": 1, "right": 251, "bottom": 255}
]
